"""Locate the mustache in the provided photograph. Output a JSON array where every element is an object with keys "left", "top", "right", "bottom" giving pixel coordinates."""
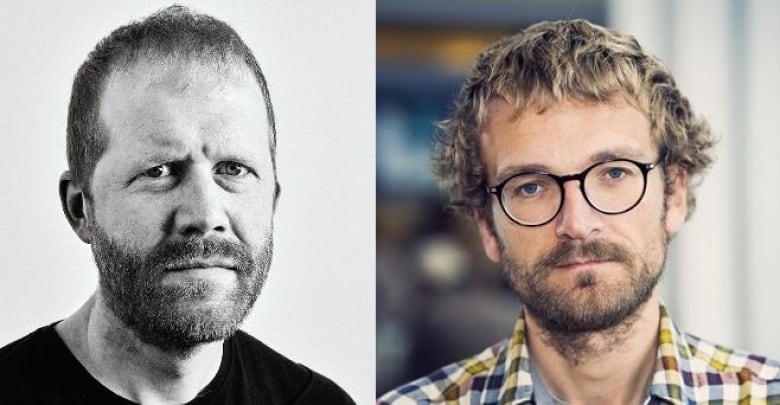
[
  {"left": 145, "top": 237, "right": 254, "bottom": 276},
  {"left": 535, "top": 239, "right": 633, "bottom": 272}
]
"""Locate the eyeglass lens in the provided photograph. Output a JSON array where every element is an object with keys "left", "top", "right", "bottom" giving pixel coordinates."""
[{"left": 499, "top": 160, "right": 648, "bottom": 225}]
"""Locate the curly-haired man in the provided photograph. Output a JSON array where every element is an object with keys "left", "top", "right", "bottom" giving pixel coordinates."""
[{"left": 379, "top": 19, "right": 779, "bottom": 404}]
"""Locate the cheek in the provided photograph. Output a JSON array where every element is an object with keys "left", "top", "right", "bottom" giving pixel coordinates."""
[
  {"left": 229, "top": 192, "right": 274, "bottom": 241},
  {"left": 92, "top": 195, "right": 170, "bottom": 248},
  {"left": 638, "top": 178, "right": 668, "bottom": 228},
  {"left": 493, "top": 214, "right": 557, "bottom": 265},
  {"left": 612, "top": 183, "right": 668, "bottom": 255}
]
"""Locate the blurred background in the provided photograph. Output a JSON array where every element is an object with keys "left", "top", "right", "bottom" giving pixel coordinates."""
[{"left": 377, "top": 0, "right": 780, "bottom": 395}]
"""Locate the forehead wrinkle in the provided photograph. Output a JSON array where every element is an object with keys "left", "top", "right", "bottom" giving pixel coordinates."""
[
  {"left": 106, "top": 111, "right": 188, "bottom": 154},
  {"left": 485, "top": 101, "right": 651, "bottom": 161},
  {"left": 98, "top": 56, "right": 272, "bottom": 176},
  {"left": 493, "top": 144, "right": 650, "bottom": 184}
]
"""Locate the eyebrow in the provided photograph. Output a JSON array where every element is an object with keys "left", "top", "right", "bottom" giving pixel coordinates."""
[
  {"left": 590, "top": 147, "right": 649, "bottom": 163},
  {"left": 135, "top": 151, "right": 188, "bottom": 164},
  {"left": 494, "top": 146, "right": 652, "bottom": 184},
  {"left": 127, "top": 146, "right": 262, "bottom": 168}
]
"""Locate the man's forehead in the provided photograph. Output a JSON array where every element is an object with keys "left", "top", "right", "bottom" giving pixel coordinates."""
[
  {"left": 483, "top": 94, "right": 646, "bottom": 124},
  {"left": 96, "top": 56, "right": 270, "bottom": 158},
  {"left": 479, "top": 98, "right": 654, "bottom": 179},
  {"left": 98, "top": 54, "right": 263, "bottom": 126},
  {"left": 104, "top": 55, "right": 254, "bottom": 95},
  {"left": 481, "top": 97, "right": 650, "bottom": 138}
]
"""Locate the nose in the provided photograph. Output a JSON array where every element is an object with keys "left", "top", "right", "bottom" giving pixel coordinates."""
[
  {"left": 173, "top": 168, "right": 230, "bottom": 237},
  {"left": 554, "top": 180, "right": 602, "bottom": 240}
]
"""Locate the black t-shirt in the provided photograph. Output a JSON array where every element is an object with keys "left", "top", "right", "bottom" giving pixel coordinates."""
[{"left": 0, "top": 323, "right": 355, "bottom": 404}]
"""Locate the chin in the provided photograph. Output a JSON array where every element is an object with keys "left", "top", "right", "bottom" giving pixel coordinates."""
[{"left": 523, "top": 273, "right": 656, "bottom": 334}]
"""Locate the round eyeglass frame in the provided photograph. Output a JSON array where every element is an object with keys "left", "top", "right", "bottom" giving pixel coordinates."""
[{"left": 486, "top": 158, "right": 661, "bottom": 227}]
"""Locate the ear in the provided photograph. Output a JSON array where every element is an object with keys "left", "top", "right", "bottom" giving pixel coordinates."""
[
  {"left": 475, "top": 210, "right": 501, "bottom": 263},
  {"left": 664, "top": 165, "right": 688, "bottom": 237},
  {"left": 59, "top": 171, "right": 91, "bottom": 244}
]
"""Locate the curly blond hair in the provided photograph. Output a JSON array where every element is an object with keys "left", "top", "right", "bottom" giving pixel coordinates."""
[{"left": 433, "top": 19, "right": 715, "bottom": 221}]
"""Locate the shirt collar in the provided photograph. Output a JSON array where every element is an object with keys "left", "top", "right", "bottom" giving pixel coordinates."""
[
  {"left": 490, "top": 303, "right": 690, "bottom": 404},
  {"left": 646, "top": 304, "right": 691, "bottom": 404}
]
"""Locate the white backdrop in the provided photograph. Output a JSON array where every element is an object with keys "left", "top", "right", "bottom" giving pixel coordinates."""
[
  {"left": 0, "top": 1, "right": 374, "bottom": 402},
  {"left": 611, "top": 0, "right": 780, "bottom": 360}
]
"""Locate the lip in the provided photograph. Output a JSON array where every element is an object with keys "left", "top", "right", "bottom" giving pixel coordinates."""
[
  {"left": 164, "top": 259, "right": 236, "bottom": 272},
  {"left": 555, "top": 258, "right": 609, "bottom": 270}
]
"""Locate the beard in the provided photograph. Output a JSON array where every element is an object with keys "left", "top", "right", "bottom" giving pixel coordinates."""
[
  {"left": 501, "top": 234, "right": 666, "bottom": 335},
  {"left": 89, "top": 224, "right": 272, "bottom": 352}
]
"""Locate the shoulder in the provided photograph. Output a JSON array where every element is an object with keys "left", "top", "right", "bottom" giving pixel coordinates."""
[
  {"left": 679, "top": 332, "right": 780, "bottom": 401},
  {"left": 684, "top": 332, "right": 780, "bottom": 380},
  {"left": 378, "top": 339, "right": 510, "bottom": 404},
  {"left": 0, "top": 323, "right": 70, "bottom": 401},
  {"left": 0, "top": 323, "right": 59, "bottom": 371},
  {"left": 230, "top": 330, "right": 310, "bottom": 384},
  {"left": 230, "top": 331, "right": 354, "bottom": 404},
  {"left": 293, "top": 369, "right": 356, "bottom": 405}
]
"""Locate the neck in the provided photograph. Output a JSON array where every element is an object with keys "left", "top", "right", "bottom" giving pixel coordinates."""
[
  {"left": 55, "top": 291, "right": 224, "bottom": 404},
  {"left": 525, "top": 293, "right": 660, "bottom": 405}
]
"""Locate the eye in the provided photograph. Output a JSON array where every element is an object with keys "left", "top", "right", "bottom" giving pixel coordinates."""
[
  {"left": 605, "top": 167, "right": 626, "bottom": 180},
  {"left": 215, "top": 161, "right": 250, "bottom": 177},
  {"left": 143, "top": 164, "right": 171, "bottom": 178},
  {"left": 521, "top": 183, "right": 540, "bottom": 195},
  {"left": 513, "top": 182, "right": 545, "bottom": 197}
]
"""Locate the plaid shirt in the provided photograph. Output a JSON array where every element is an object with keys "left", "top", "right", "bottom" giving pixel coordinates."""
[{"left": 378, "top": 305, "right": 780, "bottom": 404}]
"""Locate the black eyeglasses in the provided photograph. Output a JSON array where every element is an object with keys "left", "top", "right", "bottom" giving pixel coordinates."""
[{"left": 486, "top": 159, "right": 660, "bottom": 226}]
